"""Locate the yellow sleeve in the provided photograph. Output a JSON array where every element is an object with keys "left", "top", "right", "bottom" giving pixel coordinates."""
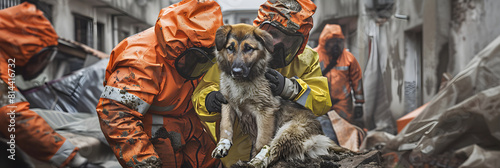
[
  {"left": 192, "top": 64, "right": 222, "bottom": 122},
  {"left": 279, "top": 46, "right": 332, "bottom": 116}
]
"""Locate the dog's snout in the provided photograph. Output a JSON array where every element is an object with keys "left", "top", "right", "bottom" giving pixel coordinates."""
[
  {"left": 231, "top": 60, "right": 250, "bottom": 78},
  {"left": 232, "top": 67, "right": 243, "bottom": 77}
]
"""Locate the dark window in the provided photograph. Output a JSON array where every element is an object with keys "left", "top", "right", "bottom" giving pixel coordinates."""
[
  {"left": 97, "top": 22, "right": 104, "bottom": 51},
  {"left": 0, "top": 0, "right": 20, "bottom": 10},
  {"left": 74, "top": 14, "right": 104, "bottom": 51},
  {"left": 37, "top": 1, "right": 53, "bottom": 23},
  {"left": 74, "top": 14, "right": 93, "bottom": 46}
]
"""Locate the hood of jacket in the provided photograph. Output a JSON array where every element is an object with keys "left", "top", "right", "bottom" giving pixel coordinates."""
[
  {"left": 154, "top": 0, "right": 223, "bottom": 68},
  {"left": 0, "top": 2, "right": 58, "bottom": 66},
  {"left": 253, "top": 0, "right": 316, "bottom": 58},
  {"left": 315, "top": 24, "right": 345, "bottom": 67}
]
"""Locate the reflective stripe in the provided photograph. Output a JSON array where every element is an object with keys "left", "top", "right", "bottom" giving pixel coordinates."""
[
  {"left": 295, "top": 85, "right": 311, "bottom": 107},
  {"left": 335, "top": 66, "right": 348, "bottom": 71},
  {"left": 100, "top": 86, "right": 150, "bottom": 114},
  {"left": 355, "top": 95, "right": 364, "bottom": 100},
  {"left": 150, "top": 104, "right": 176, "bottom": 112},
  {"left": 50, "top": 140, "right": 76, "bottom": 166},
  {"left": 151, "top": 114, "right": 164, "bottom": 139}
]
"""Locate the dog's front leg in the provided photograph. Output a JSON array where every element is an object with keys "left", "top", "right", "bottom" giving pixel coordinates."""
[
  {"left": 253, "top": 110, "right": 275, "bottom": 155},
  {"left": 212, "top": 103, "right": 235, "bottom": 158},
  {"left": 248, "top": 110, "right": 275, "bottom": 168}
]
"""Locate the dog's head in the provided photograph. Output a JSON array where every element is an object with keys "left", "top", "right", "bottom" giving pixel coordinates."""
[{"left": 214, "top": 24, "right": 274, "bottom": 80}]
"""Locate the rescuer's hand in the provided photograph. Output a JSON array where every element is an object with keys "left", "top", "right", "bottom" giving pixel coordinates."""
[
  {"left": 265, "top": 68, "right": 302, "bottom": 100},
  {"left": 265, "top": 69, "right": 286, "bottom": 97},
  {"left": 205, "top": 91, "right": 228, "bottom": 113}
]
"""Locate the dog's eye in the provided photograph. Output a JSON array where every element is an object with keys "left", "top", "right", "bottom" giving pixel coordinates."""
[
  {"left": 244, "top": 45, "right": 254, "bottom": 52},
  {"left": 227, "top": 45, "right": 234, "bottom": 51}
]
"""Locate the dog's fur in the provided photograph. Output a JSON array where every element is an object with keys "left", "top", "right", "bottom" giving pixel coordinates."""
[{"left": 211, "top": 23, "right": 347, "bottom": 167}]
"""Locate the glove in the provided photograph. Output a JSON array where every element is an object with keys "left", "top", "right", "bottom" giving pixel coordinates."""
[
  {"left": 205, "top": 91, "right": 228, "bottom": 113},
  {"left": 354, "top": 104, "right": 363, "bottom": 119},
  {"left": 265, "top": 69, "right": 286, "bottom": 96},
  {"left": 265, "top": 68, "right": 302, "bottom": 100}
]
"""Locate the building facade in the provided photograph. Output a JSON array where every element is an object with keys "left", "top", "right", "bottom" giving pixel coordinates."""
[
  {"left": 310, "top": 0, "right": 500, "bottom": 133},
  {"left": 1, "top": 0, "right": 172, "bottom": 54}
]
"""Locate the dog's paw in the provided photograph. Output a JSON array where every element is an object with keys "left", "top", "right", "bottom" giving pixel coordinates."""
[
  {"left": 248, "top": 158, "right": 265, "bottom": 168},
  {"left": 249, "top": 145, "right": 270, "bottom": 168},
  {"left": 212, "top": 138, "right": 232, "bottom": 158}
]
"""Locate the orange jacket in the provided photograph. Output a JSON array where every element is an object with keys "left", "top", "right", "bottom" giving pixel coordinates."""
[
  {"left": 0, "top": 2, "right": 78, "bottom": 167},
  {"left": 315, "top": 24, "right": 364, "bottom": 122},
  {"left": 96, "top": 0, "right": 222, "bottom": 167}
]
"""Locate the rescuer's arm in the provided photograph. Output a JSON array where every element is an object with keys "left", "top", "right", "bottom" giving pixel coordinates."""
[{"left": 96, "top": 64, "right": 161, "bottom": 168}]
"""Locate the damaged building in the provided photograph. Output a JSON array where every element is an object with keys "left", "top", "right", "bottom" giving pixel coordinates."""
[
  {"left": 310, "top": 0, "right": 500, "bottom": 134},
  {"left": 310, "top": 0, "right": 500, "bottom": 166},
  {"left": 2, "top": 0, "right": 500, "bottom": 167}
]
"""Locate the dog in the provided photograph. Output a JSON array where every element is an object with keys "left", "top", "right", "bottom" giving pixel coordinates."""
[{"left": 211, "top": 23, "right": 348, "bottom": 167}]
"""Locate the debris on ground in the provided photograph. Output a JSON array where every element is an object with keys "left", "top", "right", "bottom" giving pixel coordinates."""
[{"left": 231, "top": 150, "right": 382, "bottom": 168}]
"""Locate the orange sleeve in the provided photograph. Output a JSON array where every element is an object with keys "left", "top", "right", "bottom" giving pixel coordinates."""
[
  {"left": 349, "top": 54, "right": 364, "bottom": 104},
  {"left": 0, "top": 102, "right": 78, "bottom": 166},
  {"left": 0, "top": 61, "right": 78, "bottom": 166},
  {"left": 96, "top": 60, "right": 162, "bottom": 167}
]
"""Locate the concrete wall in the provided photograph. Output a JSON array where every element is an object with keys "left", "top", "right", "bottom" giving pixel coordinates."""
[
  {"left": 421, "top": 0, "right": 450, "bottom": 103},
  {"left": 355, "top": 0, "right": 442, "bottom": 132},
  {"left": 449, "top": 0, "right": 500, "bottom": 76},
  {"left": 357, "top": 0, "right": 426, "bottom": 120},
  {"left": 354, "top": 0, "right": 500, "bottom": 133}
]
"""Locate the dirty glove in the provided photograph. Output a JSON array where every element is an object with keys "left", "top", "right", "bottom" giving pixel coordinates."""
[
  {"left": 265, "top": 69, "right": 302, "bottom": 100},
  {"left": 354, "top": 103, "right": 363, "bottom": 119},
  {"left": 205, "top": 91, "right": 228, "bottom": 113}
]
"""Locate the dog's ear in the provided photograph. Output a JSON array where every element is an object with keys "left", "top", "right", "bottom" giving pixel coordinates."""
[
  {"left": 253, "top": 28, "right": 274, "bottom": 53},
  {"left": 215, "top": 25, "right": 232, "bottom": 51}
]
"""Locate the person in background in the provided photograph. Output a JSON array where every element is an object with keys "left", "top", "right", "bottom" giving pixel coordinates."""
[
  {"left": 192, "top": 0, "right": 331, "bottom": 166},
  {"left": 0, "top": 2, "right": 87, "bottom": 167},
  {"left": 314, "top": 24, "right": 366, "bottom": 151},
  {"left": 95, "top": 0, "right": 223, "bottom": 167}
]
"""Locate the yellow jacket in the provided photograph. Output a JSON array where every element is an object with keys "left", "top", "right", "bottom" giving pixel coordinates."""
[{"left": 192, "top": 46, "right": 331, "bottom": 166}]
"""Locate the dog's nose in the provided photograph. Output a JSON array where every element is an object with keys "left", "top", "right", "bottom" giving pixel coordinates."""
[{"left": 232, "top": 67, "right": 243, "bottom": 77}]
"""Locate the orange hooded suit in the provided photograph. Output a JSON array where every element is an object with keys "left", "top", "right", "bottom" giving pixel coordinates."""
[
  {"left": 0, "top": 2, "right": 79, "bottom": 167},
  {"left": 95, "top": 0, "right": 223, "bottom": 167},
  {"left": 315, "top": 24, "right": 364, "bottom": 122},
  {"left": 314, "top": 24, "right": 365, "bottom": 151}
]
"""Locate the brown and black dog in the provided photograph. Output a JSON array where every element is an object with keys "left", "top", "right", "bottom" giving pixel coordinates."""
[{"left": 211, "top": 23, "right": 347, "bottom": 167}]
